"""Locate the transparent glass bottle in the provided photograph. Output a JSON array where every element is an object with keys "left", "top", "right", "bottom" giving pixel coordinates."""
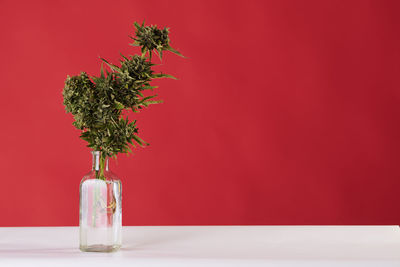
[{"left": 79, "top": 151, "right": 122, "bottom": 252}]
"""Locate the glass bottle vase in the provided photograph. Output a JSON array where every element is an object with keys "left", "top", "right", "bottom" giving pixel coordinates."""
[{"left": 79, "top": 151, "right": 122, "bottom": 252}]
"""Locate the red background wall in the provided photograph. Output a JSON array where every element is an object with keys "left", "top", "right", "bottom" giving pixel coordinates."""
[{"left": 0, "top": 0, "right": 399, "bottom": 226}]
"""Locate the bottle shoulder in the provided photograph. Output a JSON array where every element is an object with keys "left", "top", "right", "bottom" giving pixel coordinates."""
[{"left": 80, "top": 170, "right": 121, "bottom": 184}]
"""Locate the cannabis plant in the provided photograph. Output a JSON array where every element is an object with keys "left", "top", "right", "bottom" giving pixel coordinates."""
[{"left": 63, "top": 21, "right": 183, "bottom": 178}]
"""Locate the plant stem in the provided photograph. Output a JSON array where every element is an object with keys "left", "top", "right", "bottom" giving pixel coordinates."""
[
  {"left": 95, "top": 151, "right": 107, "bottom": 180},
  {"left": 93, "top": 151, "right": 106, "bottom": 227},
  {"left": 99, "top": 153, "right": 106, "bottom": 180}
]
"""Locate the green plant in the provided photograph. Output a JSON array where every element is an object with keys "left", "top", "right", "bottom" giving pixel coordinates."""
[{"left": 63, "top": 21, "right": 184, "bottom": 179}]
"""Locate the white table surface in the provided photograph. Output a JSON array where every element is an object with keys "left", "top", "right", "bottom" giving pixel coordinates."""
[{"left": 1, "top": 226, "right": 400, "bottom": 267}]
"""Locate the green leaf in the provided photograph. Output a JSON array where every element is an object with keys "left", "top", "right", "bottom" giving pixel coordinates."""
[
  {"left": 132, "top": 134, "right": 149, "bottom": 147},
  {"left": 100, "top": 63, "right": 105, "bottom": 78},
  {"left": 114, "top": 100, "right": 124, "bottom": 109},
  {"left": 143, "top": 100, "right": 163, "bottom": 105},
  {"left": 100, "top": 57, "right": 120, "bottom": 72},
  {"left": 142, "top": 85, "right": 158, "bottom": 90},
  {"left": 120, "top": 53, "right": 129, "bottom": 61},
  {"left": 166, "top": 45, "right": 185, "bottom": 58},
  {"left": 152, "top": 73, "right": 177, "bottom": 80}
]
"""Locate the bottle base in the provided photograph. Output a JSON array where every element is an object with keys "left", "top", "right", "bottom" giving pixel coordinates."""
[{"left": 80, "top": 244, "right": 121, "bottom": 252}]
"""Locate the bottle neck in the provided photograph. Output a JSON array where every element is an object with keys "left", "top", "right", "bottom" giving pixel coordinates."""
[{"left": 92, "top": 151, "right": 109, "bottom": 171}]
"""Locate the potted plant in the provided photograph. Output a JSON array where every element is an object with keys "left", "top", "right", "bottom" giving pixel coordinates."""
[{"left": 62, "top": 21, "right": 184, "bottom": 252}]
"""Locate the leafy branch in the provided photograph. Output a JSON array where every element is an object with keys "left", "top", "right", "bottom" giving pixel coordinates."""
[
  {"left": 129, "top": 21, "right": 185, "bottom": 61},
  {"left": 63, "top": 21, "right": 184, "bottom": 174}
]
